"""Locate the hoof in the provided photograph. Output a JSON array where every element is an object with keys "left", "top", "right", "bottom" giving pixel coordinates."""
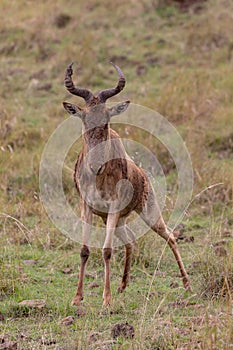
[
  {"left": 103, "top": 295, "right": 112, "bottom": 307},
  {"left": 117, "top": 283, "right": 127, "bottom": 293},
  {"left": 185, "top": 284, "right": 192, "bottom": 292},
  {"left": 71, "top": 295, "right": 83, "bottom": 306},
  {"left": 183, "top": 278, "right": 192, "bottom": 292}
]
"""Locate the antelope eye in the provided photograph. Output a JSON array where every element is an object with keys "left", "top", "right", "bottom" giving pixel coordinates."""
[{"left": 117, "top": 105, "right": 125, "bottom": 112}]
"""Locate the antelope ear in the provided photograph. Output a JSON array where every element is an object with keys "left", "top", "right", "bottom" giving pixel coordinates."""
[
  {"left": 63, "top": 102, "right": 85, "bottom": 119},
  {"left": 108, "top": 100, "right": 130, "bottom": 117}
]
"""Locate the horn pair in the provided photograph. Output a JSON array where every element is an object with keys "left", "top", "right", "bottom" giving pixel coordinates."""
[{"left": 64, "top": 62, "right": 126, "bottom": 104}]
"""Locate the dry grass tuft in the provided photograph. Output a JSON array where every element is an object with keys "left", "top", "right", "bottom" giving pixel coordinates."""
[
  {"left": 185, "top": 0, "right": 233, "bottom": 62},
  {"left": 157, "top": 69, "right": 219, "bottom": 123},
  {"left": 200, "top": 247, "right": 233, "bottom": 299}
]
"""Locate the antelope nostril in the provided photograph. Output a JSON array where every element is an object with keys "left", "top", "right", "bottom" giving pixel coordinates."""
[
  {"left": 90, "top": 164, "right": 102, "bottom": 175},
  {"left": 96, "top": 166, "right": 102, "bottom": 175}
]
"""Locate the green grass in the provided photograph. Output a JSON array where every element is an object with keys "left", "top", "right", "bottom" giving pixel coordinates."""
[
  {"left": 0, "top": 0, "right": 233, "bottom": 348},
  {"left": 0, "top": 213, "right": 232, "bottom": 349}
]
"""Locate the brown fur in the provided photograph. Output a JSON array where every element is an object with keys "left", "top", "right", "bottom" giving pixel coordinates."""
[{"left": 74, "top": 129, "right": 148, "bottom": 219}]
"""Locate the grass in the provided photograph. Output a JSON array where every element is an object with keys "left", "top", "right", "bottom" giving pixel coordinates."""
[
  {"left": 0, "top": 221, "right": 232, "bottom": 349},
  {"left": 0, "top": 0, "right": 233, "bottom": 348}
]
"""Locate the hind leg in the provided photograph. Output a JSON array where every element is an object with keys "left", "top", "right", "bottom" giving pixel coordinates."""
[
  {"left": 140, "top": 187, "right": 191, "bottom": 290},
  {"left": 152, "top": 216, "right": 191, "bottom": 290},
  {"left": 115, "top": 218, "right": 135, "bottom": 293}
]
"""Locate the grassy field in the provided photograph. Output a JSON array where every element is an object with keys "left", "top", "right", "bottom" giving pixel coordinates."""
[{"left": 0, "top": 0, "right": 233, "bottom": 349}]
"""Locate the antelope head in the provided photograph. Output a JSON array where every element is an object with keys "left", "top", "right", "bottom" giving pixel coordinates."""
[{"left": 63, "top": 63, "right": 130, "bottom": 175}]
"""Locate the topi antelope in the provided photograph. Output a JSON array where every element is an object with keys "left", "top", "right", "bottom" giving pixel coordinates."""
[{"left": 63, "top": 62, "right": 191, "bottom": 307}]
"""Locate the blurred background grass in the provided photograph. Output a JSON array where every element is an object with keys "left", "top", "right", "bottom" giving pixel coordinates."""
[{"left": 0, "top": 0, "right": 232, "bottom": 228}]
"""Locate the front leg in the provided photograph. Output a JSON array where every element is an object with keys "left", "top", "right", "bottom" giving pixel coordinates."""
[
  {"left": 72, "top": 201, "right": 92, "bottom": 306},
  {"left": 102, "top": 212, "right": 120, "bottom": 307}
]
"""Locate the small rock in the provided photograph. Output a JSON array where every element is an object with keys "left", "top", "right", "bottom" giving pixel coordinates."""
[
  {"left": 144, "top": 34, "right": 153, "bottom": 41},
  {"left": 62, "top": 268, "right": 73, "bottom": 274},
  {"left": 184, "top": 236, "right": 194, "bottom": 243},
  {"left": 20, "top": 274, "right": 28, "bottom": 281},
  {"left": 189, "top": 261, "right": 202, "bottom": 269},
  {"left": 168, "top": 300, "right": 203, "bottom": 309},
  {"left": 110, "top": 55, "right": 128, "bottom": 65},
  {"left": 22, "top": 260, "right": 43, "bottom": 265},
  {"left": 213, "top": 240, "right": 227, "bottom": 247},
  {"left": 0, "top": 334, "right": 8, "bottom": 343},
  {"left": 68, "top": 273, "right": 79, "bottom": 279},
  {"left": 29, "top": 70, "right": 46, "bottom": 80},
  {"left": 154, "top": 270, "right": 166, "bottom": 276},
  {"left": 36, "top": 83, "right": 52, "bottom": 91},
  {"left": 158, "top": 38, "right": 166, "bottom": 45},
  {"left": 14, "top": 266, "right": 23, "bottom": 272},
  {"left": 0, "top": 342, "right": 17, "bottom": 350},
  {"left": 87, "top": 282, "right": 100, "bottom": 289},
  {"left": 0, "top": 335, "right": 17, "bottom": 350},
  {"left": 87, "top": 291, "right": 99, "bottom": 297},
  {"left": 189, "top": 304, "right": 204, "bottom": 309},
  {"left": 88, "top": 332, "right": 100, "bottom": 344},
  {"left": 60, "top": 316, "right": 74, "bottom": 326},
  {"left": 19, "top": 299, "right": 46, "bottom": 309},
  {"left": 111, "top": 322, "right": 135, "bottom": 339},
  {"left": 136, "top": 65, "right": 147, "bottom": 76},
  {"left": 54, "top": 14, "right": 72, "bottom": 28},
  {"left": 76, "top": 307, "right": 87, "bottom": 318},
  {"left": 19, "top": 334, "right": 29, "bottom": 340},
  {"left": 170, "top": 281, "right": 179, "bottom": 288},
  {"left": 173, "top": 226, "right": 189, "bottom": 242},
  {"left": 109, "top": 308, "right": 123, "bottom": 315},
  {"left": 173, "top": 230, "right": 184, "bottom": 240},
  {"left": 214, "top": 246, "right": 227, "bottom": 257},
  {"left": 86, "top": 272, "right": 96, "bottom": 279},
  {"left": 168, "top": 300, "right": 188, "bottom": 308},
  {"left": 175, "top": 223, "right": 186, "bottom": 233},
  {"left": 0, "top": 43, "right": 16, "bottom": 55},
  {"left": 94, "top": 340, "right": 116, "bottom": 349},
  {"left": 8, "top": 69, "right": 25, "bottom": 76},
  {"left": 222, "top": 230, "right": 232, "bottom": 237},
  {"left": 147, "top": 57, "right": 160, "bottom": 66},
  {"left": 194, "top": 222, "right": 205, "bottom": 228},
  {"left": 41, "top": 338, "right": 56, "bottom": 345}
]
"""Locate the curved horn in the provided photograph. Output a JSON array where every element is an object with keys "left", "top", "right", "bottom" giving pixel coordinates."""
[
  {"left": 64, "top": 63, "right": 93, "bottom": 104},
  {"left": 98, "top": 63, "right": 126, "bottom": 103}
]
